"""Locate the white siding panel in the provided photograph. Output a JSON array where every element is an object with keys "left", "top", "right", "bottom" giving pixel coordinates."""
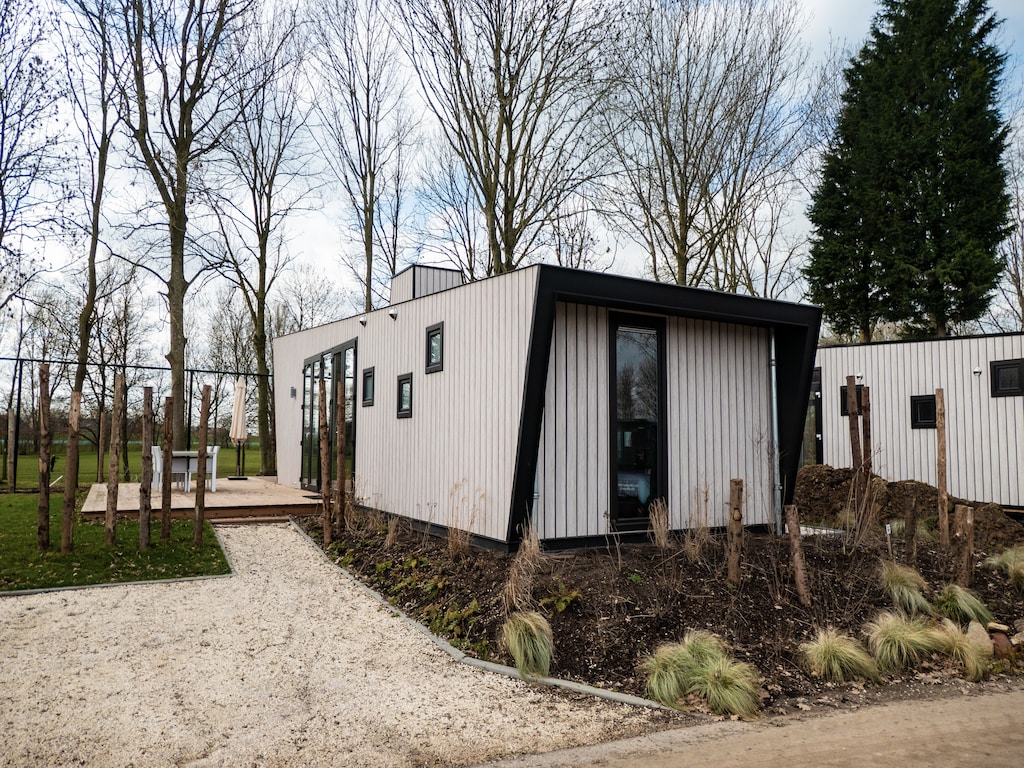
[
  {"left": 816, "top": 335, "right": 1024, "bottom": 507},
  {"left": 275, "top": 268, "right": 540, "bottom": 542}
]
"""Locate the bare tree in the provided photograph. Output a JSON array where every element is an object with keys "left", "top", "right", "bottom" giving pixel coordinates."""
[
  {"left": 269, "top": 262, "right": 346, "bottom": 338},
  {"left": 59, "top": 0, "right": 125, "bottom": 392},
  {"left": 312, "top": 0, "right": 413, "bottom": 311},
  {"left": 602, "top": 0, "right": 815, "bottom": 294},
  {"left": 0, "top": 0, "right": 64, "bottom": 316},
  {"left": 113, "top": 0, "right": 254, "bottom": 448},
  {"left": 399, "top": 0, "right": 613, "bottom": 275},
  {"left": 210, "top": 1, "right": 310, "bottom": 474}
]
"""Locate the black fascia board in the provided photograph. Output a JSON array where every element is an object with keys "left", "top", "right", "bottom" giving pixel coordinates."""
[{"left": 506, "top": 265, "right": 822, "bottom": 549}]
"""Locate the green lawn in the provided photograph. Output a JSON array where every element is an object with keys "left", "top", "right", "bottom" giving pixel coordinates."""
[
  {"left": 1, "top": 441, "right": 264, "bottom": 491},
  {"left": 0, "top": 492, "right": 231, "bottom": 592}
]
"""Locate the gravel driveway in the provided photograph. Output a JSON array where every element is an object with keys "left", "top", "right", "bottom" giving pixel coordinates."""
[{"left": 0, "top": 524, "right": 665, "bottom": 767}]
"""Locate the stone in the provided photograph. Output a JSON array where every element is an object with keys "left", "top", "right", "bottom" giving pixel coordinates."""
[
  {"left": 986, "top": 622, "right": 1011, "bottom": 633},
  {"left": 967, "top": 621, "right": 992, "bottom": 652},
  {"left": 991, "top": 632, "right": 1016, "bottom": 661}
]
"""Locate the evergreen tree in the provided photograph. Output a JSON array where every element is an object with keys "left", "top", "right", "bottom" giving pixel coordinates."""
[{"left": 805, "top": 0, "right": 1010, "bottom": 340}]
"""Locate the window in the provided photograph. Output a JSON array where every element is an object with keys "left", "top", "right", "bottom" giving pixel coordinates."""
[
  {"left": 397, "top": 373, "right": 412, "bottom": 418},
  {"left": 910, "top": 394, "right": 937, "bottom": 429},
  {"left": 839, "top": 384, "right": 864, "bottom": 416},
  {"left": 425, "top": 322, "right": 444, "bottom": 374},
  {"left": 991, "top": 358, "right": 1024, "bottom": 397},
  {"left": 362, "top": 367, "right": 375, "bottom": 407}
]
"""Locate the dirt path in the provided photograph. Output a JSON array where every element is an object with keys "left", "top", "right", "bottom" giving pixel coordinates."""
[
  {"left": 0, "top": 524, "right": 666, "bottom": 767},
  {"left": 478, "top": 685, "right": 1024, "bottom": 767}
]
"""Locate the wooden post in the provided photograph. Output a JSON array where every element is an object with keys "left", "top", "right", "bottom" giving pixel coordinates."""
[
  {"left": 784, "top": 504, "right": 812, "bottom": 607},
  {"left": 193, "top": 385, "right": 211, "bottom": 546},
  {"left": 6, "top": 407, "right": 15, "bottom": 492},
  {"left": 903, "top": 496, "right": 918, "bottom": 567},
  {"left": 37, "top": 364, "right": 51, "bottom": 551},
  {"left": 161, "top": 396, "right": 174, "bottom": 540},
  {"left": 318, "top": 376, "right": 332, "bottom": 545},
  {"left": 332, "top": 378, "right": 346, "bottom": 537},
  {"left": 936, "top": 388, "right": 949, "bottom": 547},
  {"left": 727, "top": 479, "right": 744, "bottom": 587},
  {"left": 139, "top": 387, "right": 153, "bottom": 550},
  {"left": 95, "top": 407, "right": 105, "bottom": 484},
  {"left": 954, "top": 504, "right": 975, "bottom": 587},
  {"left": 62, "top": 392, "right": 81, "bottom": 554},
  {"left": 860, "top": 386, "right": 872, "bottom": 478},
  {"left": 105, "top": 374, "right": 124, "bottom": 546},
  {"left": 845, "top": 376, "right": 862, "bottom": 514}
]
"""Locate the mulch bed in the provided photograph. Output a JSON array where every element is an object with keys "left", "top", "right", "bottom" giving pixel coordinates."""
[{"left": 297, "top": 466, "right": 1024, "bottom": 715}]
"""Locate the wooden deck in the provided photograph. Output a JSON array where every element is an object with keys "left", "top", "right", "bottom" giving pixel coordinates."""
[{"left": 81, "top": 476, "right": 321, "bottom": 523}]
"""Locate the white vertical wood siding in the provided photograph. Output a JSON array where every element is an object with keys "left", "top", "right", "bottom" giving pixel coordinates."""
[
  {"left": 665, "top": 319, "right": 774, "bottom": 529},
  {"left": 534, "top": 308, "right": 774, "bottom": 538},
  {"left": 390, "top": 266, "right": 464, "bottom": 304},
  {"left": 816, "top": 335, "right": 1024, "bottom": 507}
]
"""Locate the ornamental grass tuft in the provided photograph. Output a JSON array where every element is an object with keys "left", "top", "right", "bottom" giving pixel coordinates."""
[
  {"left": 880, "top": 561, "right": 932, "bottom": 615},
  {"left": 928, "top": 618, "right": 992, "bottom": 682},
  {"left": 932, "top": 584, "right": 994, "bottom": 626},
  {"left": 863, "top": 610, "right": 941, "bottom": 674},
  {"left": 501, "top": 611, "right": 553, "bottom": 678},
  {"left": 799, "top": 627, "right": 880, "bottom": 684},
  {"left": 985, "top": 546, "right": 1024, "bottom": 592}
]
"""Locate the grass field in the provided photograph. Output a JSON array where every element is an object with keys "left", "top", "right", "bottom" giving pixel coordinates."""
[
  {"left": 0, "top": 492, "right": 231, "bottom": 592},
  {"left": 1, "top": 441, "right": 264, "bottom": 491}
]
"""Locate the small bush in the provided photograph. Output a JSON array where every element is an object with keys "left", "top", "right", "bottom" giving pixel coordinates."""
[
  {"left": 932, "top": 584, "right": 994, "bottom": 626},
  {"left": 986, "top": 546, "right": 1024, "bottom": 591},
  {"left": 928, "top": 619, "right": 992, "bottom": 682},
  {"left": 880, "top": 561, "right": 932, "bottom": 615},
  {"left": 649, "top": 498, "right": 671, "bottom": 549},
  {"left": 799, "top": 627, "right": 880, "bottom": 683},
  {"left": 503, "top": 521, "right": 543, "bottom": 613},
  {"left": 863, "top": 611, "right": 941, "bottom": 673},
  {"left": 502, "top": 611, "right": 553, "bottom": 678},
  {"left": 640, "top": 631, "right": 758, "bottom": 716}
]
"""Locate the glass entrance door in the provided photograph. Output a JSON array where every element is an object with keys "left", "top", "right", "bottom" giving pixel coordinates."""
[{"left": 611, "top": 317, "right": 665, "bottom": 531}]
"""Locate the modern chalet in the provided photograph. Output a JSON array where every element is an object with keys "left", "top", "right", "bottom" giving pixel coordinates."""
[
  {"left": 273, "top": 264, "right": 822, "bottom": 550},
  {"left": 811, "top": 333, "right": 1024, "bottom": 510}
]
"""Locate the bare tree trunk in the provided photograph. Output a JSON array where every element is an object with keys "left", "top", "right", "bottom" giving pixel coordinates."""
[
  {"left": 193, "top": 385, "right": 211, "bottom": 546},
  {"left": 95, "top": 408, "right": 105, "bottom": 484},
  {"left": 139, "top": 387, "right": 153, "bottom": 549},
  {"left": 62, "top": 391, "right": 81, "bottom": 553},
  {"left": 784, "top": 504, "right": 811, "bottom": 607},
  {"left": 6, "top": 408, "right": 14, "bottom": 492},
  {"left": 318, "top": 376, "right": 332, "bottom": 546},
  {"left": 161, "top": 396, "right": 173, "bottom": 540},
  {"left": 727, "top": 479, "right": 743, "bottom": 588},
  {"left": 332, "top": 378, "right": 346, "bottom": 536},
  {"left": 37, "top": 364, "right": 51, "bottom": 551},
  {"left": 955, "top": 504, "right": 974, "bottom": 587},
  {"left": 936, "top": 388, "right": 949, "bottom": 547},
  {"left": 105, "top": 373, "right": 124, "bottom": 546}
]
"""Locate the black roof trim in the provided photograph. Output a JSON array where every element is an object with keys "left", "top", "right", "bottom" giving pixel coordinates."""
[{"left": 819, "top": 331, "right": 1024, "bottom": 350}]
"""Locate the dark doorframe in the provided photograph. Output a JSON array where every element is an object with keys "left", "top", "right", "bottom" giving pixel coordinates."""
[{"left": 608, "top": 313, "right": 667, "bottom": 532}]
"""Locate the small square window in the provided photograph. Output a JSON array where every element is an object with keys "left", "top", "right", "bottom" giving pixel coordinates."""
[
  {"left": 910, "top": 394, "right": 937, "bottom": 429},
  {"left": 991, "top": 358, "right": 1024, "bottom": 397},
  {"left": 397, "top": 373, "right": 412, "bottom": 418},
  {"left": 839, "top": 384, "right": 863, "bottom": 416},
  {"left": 426, "top": 322, "right": 444, "bottom": 374},
  {"left": 362, "top": 367, "right": 375, "bottom": 407}
]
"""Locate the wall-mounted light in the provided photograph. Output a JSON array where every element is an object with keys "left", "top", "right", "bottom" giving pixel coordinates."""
[
  {"left": 855, "top": 372, "right": 863, "bottom": 382},
  {"left": 388, "top": 308, "right": 398, "bottom": 320},
  {"left": 358, "top": 316, "right": 367, "bottom": 326},
  {"left": 973, "top": 367, "right": 983, "bottom": 377},
  {"left": 290, "top": 386, "right": 297, "bottom": 399}
]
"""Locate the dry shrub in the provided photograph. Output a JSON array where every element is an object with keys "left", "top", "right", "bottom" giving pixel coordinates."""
[
  {"left": 502, "top": 611, "right": 553, "bottom": 678},
  {"left": 504, "top": 520, "right": 542, "bottom": 613},
  {"left": 682, "top": 485, "right": 712, "bottom": 564},
  {"left": 649, "top": 498, "right": 671, "bottom": 549},
  {"left": 383, "top": 515, "right": 400, "bottom": 549}
]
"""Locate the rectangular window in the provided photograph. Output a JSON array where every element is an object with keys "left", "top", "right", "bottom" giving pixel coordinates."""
[
  {"left": 425, "top": 322, "right": 444, "bottom": 374},
  {"left": 397, "top": 373, "right": 412, "bottom": 418},
  {"left": 839, "top": 384, "right": 864, "bottom": 416},
  {"left": 991, "top": 358, "right": 1024, "bottom": 397},
  {"left": 910, "top": 394, "right": 937, "bottom": 429},
  {"left": 362, "top": 367, "right": 375, "bottom": 407}
]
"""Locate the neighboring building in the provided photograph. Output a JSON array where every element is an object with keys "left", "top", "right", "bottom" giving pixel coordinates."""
[
  {"left": 273, "top": 264, "right": 822, "bottom": 550},
  {"left": 811, "top": 334, "right": 1024, "bottom": 509}
]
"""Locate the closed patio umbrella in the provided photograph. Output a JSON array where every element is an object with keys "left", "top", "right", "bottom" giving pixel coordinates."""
[{"left": 228, "top": 377, "right": 247, "bottom": 479}]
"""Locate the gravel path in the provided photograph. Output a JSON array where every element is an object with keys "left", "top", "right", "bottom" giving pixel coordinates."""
[{"left": 0, "top": 524, "right": 665, "bottom": 767}]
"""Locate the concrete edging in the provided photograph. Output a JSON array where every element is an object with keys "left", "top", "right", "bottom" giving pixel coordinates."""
[{"left": 287, "top": 518, "right": 667, "bottom": 711}]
